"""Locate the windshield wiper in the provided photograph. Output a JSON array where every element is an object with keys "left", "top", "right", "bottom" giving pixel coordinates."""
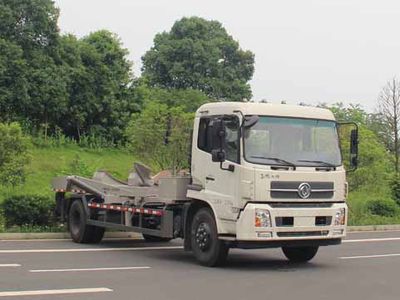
[
  {"left": 297, "top": 159, "right": 336, "bottom": 168},
  {"left": 251, "top": 156, "right": 296, "bottom": 169}
]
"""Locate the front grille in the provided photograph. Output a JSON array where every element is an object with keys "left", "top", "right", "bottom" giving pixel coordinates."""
[
  {"left": 277, "top": 231, "right": 329, "bottom": 237},
  {"left": 270, "top": 181, "right": 334, "bottom": 199}
]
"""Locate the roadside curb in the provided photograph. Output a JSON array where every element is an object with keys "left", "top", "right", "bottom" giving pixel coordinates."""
[
  {"left": 0, "top": 232, "right": 142, "bottom": 240},
  {"left": 347, "top": 225, "right": 400, "bottom": 232},
  {"left": 1, "top": 225, "right": 400, "bottom": 240}
]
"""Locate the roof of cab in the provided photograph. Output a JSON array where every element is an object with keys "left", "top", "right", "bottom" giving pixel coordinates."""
[{"left": 195, "top": 102, "right": 335, "bottom": 121}]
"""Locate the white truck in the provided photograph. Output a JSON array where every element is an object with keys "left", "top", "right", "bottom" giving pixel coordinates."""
[{"left": 52, "top": 102, "right": 358, "bottom": 266}]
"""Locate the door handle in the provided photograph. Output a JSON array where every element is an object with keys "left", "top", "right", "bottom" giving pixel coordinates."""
[{"left": 206, "top": 176, "right": 215, "bottom": 181}]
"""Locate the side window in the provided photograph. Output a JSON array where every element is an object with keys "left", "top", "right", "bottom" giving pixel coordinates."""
[
  {"left": 197, "top": 116, "right": 240, "bottom": 163},
  {"left": 224, "top": 117, "right": 240, "bottom": 163},
  {"left": 197, "top": 118, "right": 212, "bottom": 153}
]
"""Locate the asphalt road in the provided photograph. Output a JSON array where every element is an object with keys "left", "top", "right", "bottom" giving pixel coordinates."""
[{"left": 1, "top": 230, "right": 400, "bottom": 300}]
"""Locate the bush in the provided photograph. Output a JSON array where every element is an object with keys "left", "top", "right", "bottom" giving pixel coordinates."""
[
  {"left": 64, "top": 154, "right": 94, "bottom": 177},
  {"left": 2, "top": 195, "right": 55, "bottom": 227},
  {"left": 0, "top": 122, "right": 30, "bottom": 185},
  {"left": 125, "top": 102, "right": 193, "bottom": 174},
  {"left": 366, "top": 198, "right": 398, "bottom": 217},
  {"left": 390, "top": 176, "right": 400, "bottom": 206}
]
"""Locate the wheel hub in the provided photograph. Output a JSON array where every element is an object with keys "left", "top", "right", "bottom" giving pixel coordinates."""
[{"left": 195, "top": 222, "right": 211, "bottom": 251}]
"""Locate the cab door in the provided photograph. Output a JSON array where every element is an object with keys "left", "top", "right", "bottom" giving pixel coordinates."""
[{"left": 199, "top": 115, "right": 241, "bottom": 221}]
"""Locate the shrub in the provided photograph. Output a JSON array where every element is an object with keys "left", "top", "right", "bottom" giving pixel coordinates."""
[
  {"left": 125, "top": 102, "right": 193, "bottom": 174},
  {"left": 390, "top": 176, "right": 400, "bottom": 206},
  {"left": 0, "top": 122, "right": 30, "bottom": 185},
  {"left": 66, "top": 154, "right": 94, "bottom": 177},
  {"left": 2, "top": 195, "right": 55, "bottom": 227},
  {"left": 366, "top": 198, "right": 398, "bottom": 217}
]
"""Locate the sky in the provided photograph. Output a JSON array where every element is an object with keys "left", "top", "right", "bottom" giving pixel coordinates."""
[{"left": 54, "top": 0, "right": 400, "bottom": 111}]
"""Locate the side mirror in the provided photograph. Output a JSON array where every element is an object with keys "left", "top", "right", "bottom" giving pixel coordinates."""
[
  {"left": 338, "top": 122, "right": 359, "bottom": 172},
  {"left": 350, "top": 129, "right": 358, "bottom": 154},
  {"left": 210, "top": 118, "right": 226, "bottom": 163},
  {"left": 350, "top": 128, "right": 359, "bottom": 169}
]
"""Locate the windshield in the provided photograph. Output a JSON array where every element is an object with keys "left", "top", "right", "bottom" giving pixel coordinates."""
[{"left": 243, "top": 116, "right": 342, "bottom": 167}]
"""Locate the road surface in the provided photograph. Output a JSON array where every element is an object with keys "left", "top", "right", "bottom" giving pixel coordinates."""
[{"left": 0, "top": 230, "right": 399, "bottom": 299}]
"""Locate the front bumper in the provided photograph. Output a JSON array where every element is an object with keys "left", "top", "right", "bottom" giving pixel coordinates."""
[{"left": 235, "top": 202, "right": 347, "bottom": 242}]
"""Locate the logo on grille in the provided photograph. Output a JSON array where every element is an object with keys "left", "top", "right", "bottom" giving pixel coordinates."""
[{"left": 297, "top": 183, "right": 311, "bottom": 199}]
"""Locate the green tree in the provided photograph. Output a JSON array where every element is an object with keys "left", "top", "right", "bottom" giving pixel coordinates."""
[
  {"left": 0, "top": 39, "right": 28, "bottom": 122},
  {"left": 125, "top": 102, "right": 193, "bottom": 174},
  {"left": 56, "top": 31, "right": 139, "bottom": 142},
  {"left": 142, "top": 17, "right": 255, "bottom": 101},
  {"left": 54, "top": 34, "right": 87, "bottom": 139},
  {"left": 0, "top": 0, "right": 59, "bottom": 54},
  {"left": 324, "top": 102, "right": 367, "bottom": 124},
  {"left": 143, "top": 85, "right": 210, "bottom": 112},
  {"left": 0, "top": 122, "right": 30, "bottom": 185},
  {"left": 72, "top": 30, "right": 137, "bottom": 142},
  {"left": 0, "top": 0, "right": 64, "bottom": 136},
  {"left": 0, "top": 1, "right": 140, "bottom": 143},
  {"left": 26, "top": 56, "right": 68, "bottom": 139},
  {"left": 366, "top": 112, "right": 392, "bottom": 152}
]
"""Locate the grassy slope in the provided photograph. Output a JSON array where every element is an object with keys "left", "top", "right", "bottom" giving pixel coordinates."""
[
  {"left": 347, "top": 190, "right": 400, "bottom": 225},
  {"left": 1, "top": 144, "right": 399, "bottom": 226},
  {"left": 0, "top": 145, "right": 137, "bottom": 203}
]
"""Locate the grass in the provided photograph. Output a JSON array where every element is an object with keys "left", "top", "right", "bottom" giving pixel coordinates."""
[
  {"left": 347, "top": 189, "right": 400, "bottom": 225},
  {"left": 0, "top": 143, "right": 137, "bottom": 203},
  {"left": 0, "top": 225, "right": 65, "bottom": 233}
]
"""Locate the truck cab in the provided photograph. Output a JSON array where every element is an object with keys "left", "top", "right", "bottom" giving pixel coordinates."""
[{"left": 186, "top": 102, "right": 358, "bottom": 264}]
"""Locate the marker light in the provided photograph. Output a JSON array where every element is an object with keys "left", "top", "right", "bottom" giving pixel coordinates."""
[{"left": 255, "top": 209, "right": 271, "bottom": 227}]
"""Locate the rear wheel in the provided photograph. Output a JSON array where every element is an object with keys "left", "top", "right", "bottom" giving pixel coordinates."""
[
  {"left": 190, "top": 208, "right": 229, "bottom": 267},
  {"left": 68, "top": 200, "right": 105, "bottom": 243},
  {"left": 282, "top": 246, "right": 319, "bottom": 262},
  {"left": 142, "top": 234, "right": 172, "bottom": 242}
]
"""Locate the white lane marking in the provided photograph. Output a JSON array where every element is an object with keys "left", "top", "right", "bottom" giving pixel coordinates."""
[
  {"left": 0, "top": 287, "right": 112, "bottom": 297},
  {"left": 0, "top": 246, "right": 183, "bottom": 254},
  {"left": 344, "top": 237, "right": 400, "bottom": 243},
  {"left": 0, "top": 264, "right": 21, "bottom": 267},
  {"left": 30, "top": 266, "right": 151, "bottom": 273},
  {"left": 339, "top": 253, "right": 400, "bottom": 260}
]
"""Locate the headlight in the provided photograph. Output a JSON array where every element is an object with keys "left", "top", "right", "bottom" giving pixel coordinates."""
[
  {"left": 255, "top": 209, "right": 271, "bottom": 227},
  {"left": 334, "top": 208, "right": 346, "bottom": 225}
]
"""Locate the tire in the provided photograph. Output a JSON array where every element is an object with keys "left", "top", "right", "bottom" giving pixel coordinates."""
[
  {"left": 68, "top": 200, "right": 105, "bottom": 244},
  {"left": 282, "top": 246, "right": 319, "bottom": 262},
  {"left": 142, "top": 234, "right": 172, "bottom": 242},
  {"left": 190, "top": 208, "right": 229, "bottom": 267},
  {"left": 88, "top": 226, "right": 106, "bottom": 243}
]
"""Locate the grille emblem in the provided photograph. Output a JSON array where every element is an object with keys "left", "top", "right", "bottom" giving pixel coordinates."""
[{"left": 297, "top": 183, "right": 311, "bottom": 199}]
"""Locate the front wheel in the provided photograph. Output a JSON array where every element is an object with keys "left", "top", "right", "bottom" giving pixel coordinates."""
[
  {"left": 282, "top": 246, "right": 319, "bottom": 262},
  {"left": 190, "top": 208, "right": 229, "bottom": 267}
]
